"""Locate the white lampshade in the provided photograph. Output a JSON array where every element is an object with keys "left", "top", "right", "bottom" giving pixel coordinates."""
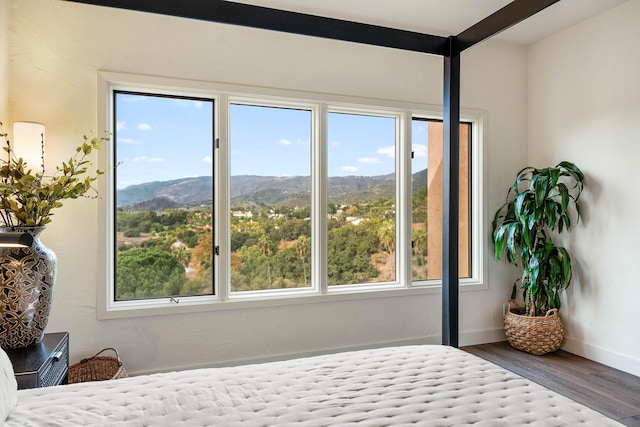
[{"left": 12, "top": 121, "right": 45, "bottom": 172}]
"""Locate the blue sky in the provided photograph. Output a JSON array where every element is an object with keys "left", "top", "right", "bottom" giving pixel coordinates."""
[
  {"left": 115, "top": 93, "right": 428, "bottom": 188},
  {"left": 115, "top": 93, "right": 213, "bottom": 189}
]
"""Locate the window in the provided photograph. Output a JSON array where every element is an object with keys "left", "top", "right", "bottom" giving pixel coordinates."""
[
  {"left": 411, "top": 118, "right": 472, "bottom": 282},
  {"left": 100, "top": 74, "right": 483, "bottom": 316},
  {"left": 229, "top": 102, "right": 313, "bottom": 293},
  {"left": 113, "top": 91, "right": 215, "bottom": 301},
  {"left": 327, "top": 111, "right": 398, "bottom": 286}
]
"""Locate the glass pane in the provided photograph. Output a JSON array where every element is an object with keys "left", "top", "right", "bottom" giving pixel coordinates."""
[
  {"left": 411, "top": 118, "right": 471, "bottom": 281},
  {"left": 114, "top": 92, "right": 214, "bottom": 301},
  {"left": 327, "top": 112, "right": 397, "bottom": 286},
  {"left": 229, "top": 103, "right": 312, "bottom": 292}
]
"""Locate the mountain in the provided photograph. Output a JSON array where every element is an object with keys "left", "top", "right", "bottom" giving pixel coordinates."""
[
  {"left": 117, "top": 169, "right": 427, "bottom": 209},
  {"left": 117, "top": 177, "right": 213, "bottom": 207}
]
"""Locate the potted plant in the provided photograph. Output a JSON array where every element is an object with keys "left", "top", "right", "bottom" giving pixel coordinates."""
[
  {"left": 491, "top": 161, "right": 584, "bottom": 355},
  {"left": 0, "top": 121, "right": 108, "bottom": 349}
]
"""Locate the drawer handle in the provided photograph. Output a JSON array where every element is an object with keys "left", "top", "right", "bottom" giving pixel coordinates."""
[{"left": 51, "top": 351, "right": 63, "bottom": 362}]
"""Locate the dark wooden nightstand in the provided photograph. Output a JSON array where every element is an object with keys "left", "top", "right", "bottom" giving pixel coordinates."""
[{"left": 4, "top": 332, "right": 69, "bottom": 389}]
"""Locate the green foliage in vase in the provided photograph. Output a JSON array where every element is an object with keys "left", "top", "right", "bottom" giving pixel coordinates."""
[
  {"left": 492, "top": 161, "right": 584, "bottom": 317},
  {"left": 0, "top": 121, "right": 109, "bottom": 227}
]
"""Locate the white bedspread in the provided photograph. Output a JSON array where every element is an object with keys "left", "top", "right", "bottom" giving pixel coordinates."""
[{"left": 5, "top": 345, "right": 622, "bottom": 426}]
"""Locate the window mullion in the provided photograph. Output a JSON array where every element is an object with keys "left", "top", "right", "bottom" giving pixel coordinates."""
[
  {"left": 218, "top": 93, "right": 230, "bottom": 302},
  {"left": 399, "top": 111, "right": 413, "bottom": 288},
  {"left": 315, "top": 103, "right": 329, "bottom": 294}
]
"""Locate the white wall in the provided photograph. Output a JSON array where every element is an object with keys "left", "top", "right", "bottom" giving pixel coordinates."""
[
  {"left": 0, "top": 0, "right": 8, "bottom": 120},
  {"left": 528, "top": 0, "right": 640, "bottom": 376},
  {"left": 7, "top": 0, "right": 527, "bottom": 374}
]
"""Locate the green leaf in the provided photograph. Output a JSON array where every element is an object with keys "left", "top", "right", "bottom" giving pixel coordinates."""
[
  {"left": 533, "top": 174, "right": 549, "bottom": 208},
  {"left": 557, "top": 183, "right": 569, "bottom": 213},
  {"left": 514, "top": 167, "right": 533, "bottom": 192},
  {"left": 514, "top": 192, "right": 525, "bottom": 215},
  {"left": 558, "top": 161, "right": 584, "bottom": 182},
  {"left": 494, "top": 225, "right": 507, "bottom": 260},
  {"left": 549, "top": 167, "right": 561, "bottom": 187},
  {"left": 506, "top": 223, "right": 518, "bottom": 261},
  {"left": 529, "top": 253, "right": 540, "bottom": 288},
  {"left": 545, "top": 200, "right": 558, "bottom": 229}
]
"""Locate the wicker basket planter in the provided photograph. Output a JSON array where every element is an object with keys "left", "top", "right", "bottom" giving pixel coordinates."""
[{"left": 504, "top": 302, "right": 564, "bottom": 355}]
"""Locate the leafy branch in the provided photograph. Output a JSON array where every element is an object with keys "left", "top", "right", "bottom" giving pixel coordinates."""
[{"left": 0, "top": 121, "right": 109, "bottom": 227}]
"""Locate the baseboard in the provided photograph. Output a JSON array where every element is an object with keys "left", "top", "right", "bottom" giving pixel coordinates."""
[
  {"left": 136, "top": 332, "right": 637, "bottom": 378},
  {"left": 561, "top": 337, "right": 640, "bottom": 377},
  {"left": 131, "top": 329, "right": 507, "bottom": 377},
  {"left": 187, "top": 330, "right": 506, "bottom": 372},
  {"left": 130, "top": 337, "right": 438, "bottom": 376},
  {"left": 459, "top": 328, "right": 506, "bottom": 346}
]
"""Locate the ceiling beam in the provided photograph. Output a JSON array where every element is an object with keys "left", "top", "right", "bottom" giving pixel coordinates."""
[
  {"left": 64, "top": 0, "right": 449, "bottom": 56},
  {"left": 454, "top": 0, "right": 561, "bottom": 54}
]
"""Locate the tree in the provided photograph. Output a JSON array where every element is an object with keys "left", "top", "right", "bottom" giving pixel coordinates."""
[
  {"left": 257, "top": 235, "right": 272, "bottom": 288},
  {"left": 327, "top": 224, "right": 378, "bottom": 285},
  {"left": 295, "top": 235, "right": 310, "bottom": 286},
  {"left": 171, "top": 244, "right": 191, "bottom": 268},
  {"left": 378, "top": 220, "right": 395, "bottom": 256},
  {"left": 116, "top": 248, "right": 185, "bottom": 299},
  {"left": 345, "top": 205, "right": 359, "bottom": 216},
  {"left": 176, "top": 229, "right": 198, "bottom": 248},
  {"left": 413, "top": 227, "right": 427, "bottom": 266},
  {"left": 190, "top": 235, "right": 213, "bottom": 283},
  {"left": 272, "top": 247, "right": 303, "bottom": 287}
]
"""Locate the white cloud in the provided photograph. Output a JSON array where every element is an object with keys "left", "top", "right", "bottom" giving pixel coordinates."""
[
  {"left": 134, "top": 156, "right": 165, "bottom": 163},
  {"left": 413, "top": 144, "right": 428, "bottom": 158},
  {"left": 116, "top": 121, "right": 127, "bottom": 131},
  {"left": 118, "top": 137, "right": 143, "bottom": 145},
  {"left": 377, "top": 146, "right": 395, "bottom": 158},
  {"left": 193, "top": 101, "right": 203, "bottom": 108},
  {"left": 342, "top": 166, "right": 358, "bottom": 172},
  {"left": 279, "top": 138, "right": 292, "bottom": 145},
  {"left": 357, "top": 157, "right": 381, "bottom": 164},
  {"left": 202, "top": 156, "right": 213, "bottom": 164},
  {"left": 331, "top": 140, "right": 341, "bottom": 147},
  {"left": 137, "top": 123, "right": 152, "bottom": 131}
]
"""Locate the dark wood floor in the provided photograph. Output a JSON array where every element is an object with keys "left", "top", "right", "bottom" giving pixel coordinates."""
[{"left": 462, "top": 342, "right": 640, "bottom": 427}]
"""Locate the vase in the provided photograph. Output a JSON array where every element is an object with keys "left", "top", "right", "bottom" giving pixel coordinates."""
[{"left": 0, "top": 227, "right": 57, "bottom": 349}]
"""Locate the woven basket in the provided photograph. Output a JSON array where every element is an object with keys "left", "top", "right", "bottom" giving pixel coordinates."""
[
  {"left": 68, "top": 348, "right": 128, "bottom": 384},
  {"left": 504, "top": 301, "right": 564, "bottom": 355}
]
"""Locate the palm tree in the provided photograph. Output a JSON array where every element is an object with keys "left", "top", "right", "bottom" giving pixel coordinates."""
[
  {"left": 257, "top": 235, "right": 272, "bottom": 288},
  {"left": 413, "top": 227, "right": 427, "bottom": 266},
  {"left": 171, "top": 245, "right": 191, "bottom": 269},
  {"left": 378, "top": 220, "right": 396, "bottom": 257},
  {"left": 295, "top": 235, "right": 310, "bottom": 286}
]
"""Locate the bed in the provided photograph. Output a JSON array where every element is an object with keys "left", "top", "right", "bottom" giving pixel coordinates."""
[{"left": 2, "top": 344, "right": 622, "bottom": 426}]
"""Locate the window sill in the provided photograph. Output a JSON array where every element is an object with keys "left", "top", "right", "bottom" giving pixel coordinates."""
[{"left": 97, "top": 280, "right": 487, "bottom": 320}]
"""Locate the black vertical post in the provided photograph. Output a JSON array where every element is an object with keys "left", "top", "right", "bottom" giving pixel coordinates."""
[{"left": 442, "top": 37, "right": 460, "bottom": 347}]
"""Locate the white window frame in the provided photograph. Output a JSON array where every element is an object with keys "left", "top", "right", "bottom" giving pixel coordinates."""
[
  {"left": 408, "top": 113, "right": 485, "bottom": 288},
  {"left": 96, "top": 72, "right": 486, "bottom": 320},
  {"left": 324, "top": 106, "right": 405, "bottom": 292},
  {"left": 225, "top": 96, "right": 320, "bottom": 300}
]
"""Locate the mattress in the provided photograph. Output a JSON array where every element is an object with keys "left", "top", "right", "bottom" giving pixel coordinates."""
[{"left": 5, "top": 345, "right": 622, "bottom": 426}]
